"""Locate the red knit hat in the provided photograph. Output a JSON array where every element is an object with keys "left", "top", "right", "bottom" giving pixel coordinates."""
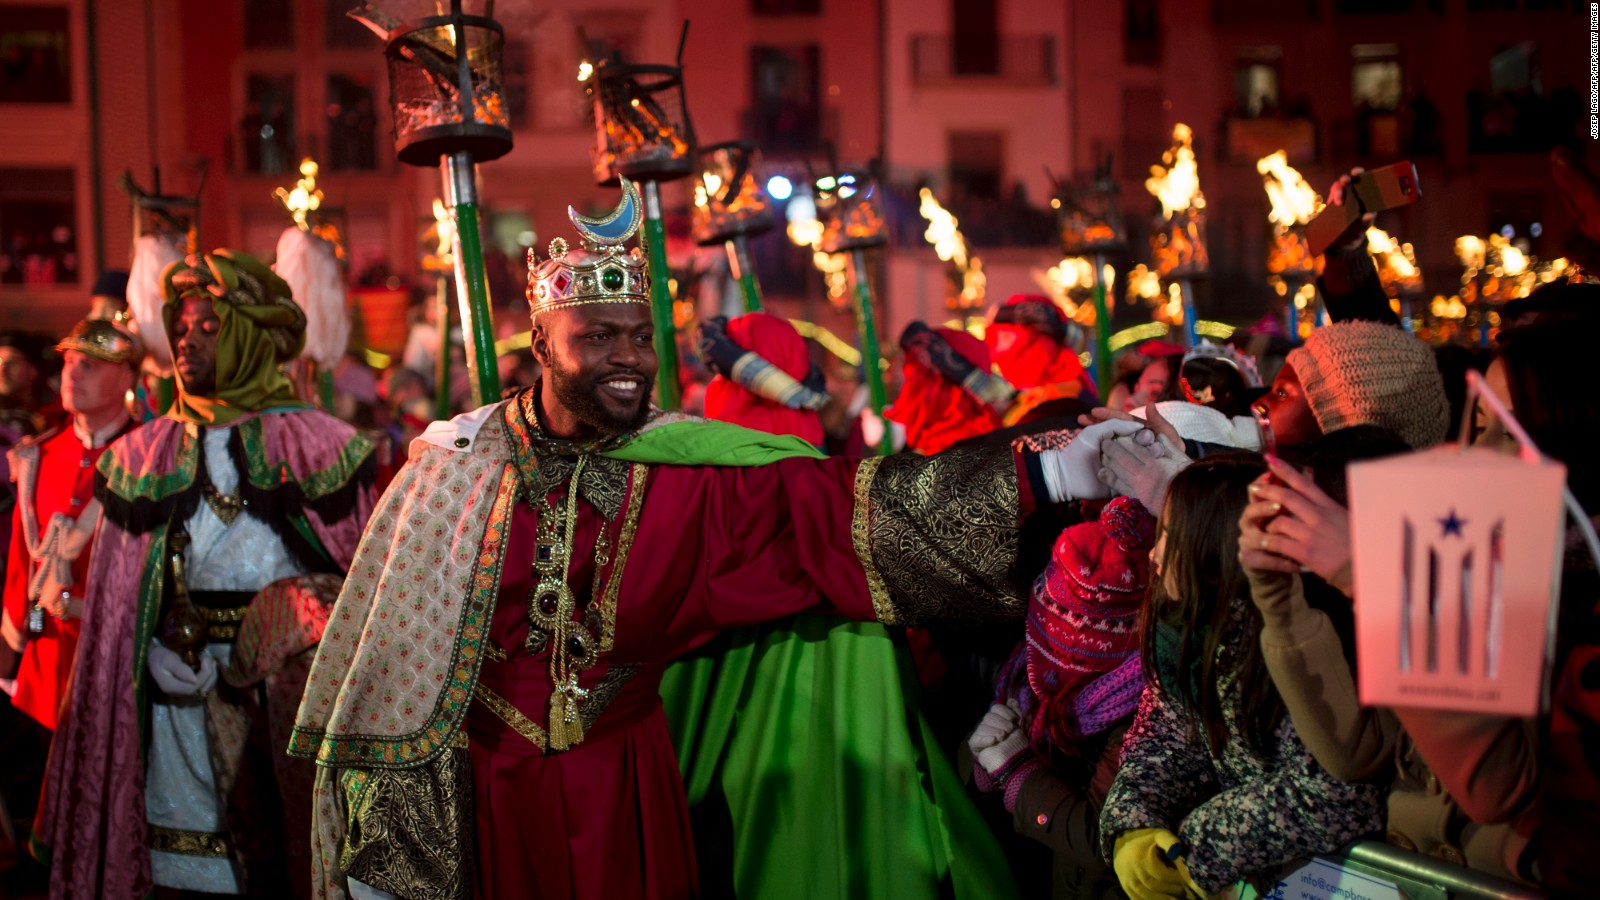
[{"left": 1026, "top": 495, "right": 1154, "bottom": 704}]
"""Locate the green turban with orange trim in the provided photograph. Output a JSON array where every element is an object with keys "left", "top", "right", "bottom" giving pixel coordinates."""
[{"left": 160, "top": 249, "right": 308, "bottom": 426}]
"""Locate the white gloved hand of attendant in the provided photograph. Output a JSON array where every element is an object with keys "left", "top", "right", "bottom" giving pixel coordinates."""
[
  {"left": 1037, "top": 417, "right": 1149, "bottom": 502},
  {"left": 147, "top": 640, "right": 217, "bottom": 696}
]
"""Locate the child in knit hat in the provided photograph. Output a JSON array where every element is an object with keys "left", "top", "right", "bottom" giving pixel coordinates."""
[
  {"left": 1256, "top": 320, "right": 1448, "bottom": 451},
  {"left": 967, "top": 494, "right": 1155, "bottom": 899}
]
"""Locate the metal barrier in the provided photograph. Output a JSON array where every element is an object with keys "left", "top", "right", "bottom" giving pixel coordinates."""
[{"left": 1326, "top": 840, "right": 1545, "bottom": 900}]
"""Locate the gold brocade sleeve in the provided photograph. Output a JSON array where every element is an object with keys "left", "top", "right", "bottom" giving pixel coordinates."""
[
  {"left": 337, "top": 745, "right": 474, "bottom": 900},
  {"left": 856, "top": 446, "right": 1030, "bottom": 626}
]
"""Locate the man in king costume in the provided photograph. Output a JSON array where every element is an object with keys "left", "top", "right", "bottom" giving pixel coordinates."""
[
  {"left": 33, "top": 250, "right": 379, "bottom": 898},
  {"left": 292, "top": 179, "right": 1110, "bottom": 900}
]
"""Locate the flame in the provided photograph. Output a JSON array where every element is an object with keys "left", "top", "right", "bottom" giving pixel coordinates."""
[
  {"left": 1145, "top": 124, "right": 1205, "bottom": 218},
  {"left": 274, "top": 157, "right": 323, "bottom": 230},
  {"left": 1455, "top": 235, "right": 1486, "bottom": 270},
  {"left": 1366, "top": 226, "right": 1422, "bottom": 301},
  {"left": 430, "top": 197, "right": 455, "bottom": 268},
  {"left": 787, "top": 212, "right": 849, "bottom": 301},
  {"left": 1431, "top": 294, "right": 1468, "bottom": 319},
  {"left": 1164, "top": 282, "right": 1184, "bottom": 323},
  {"left": 1127, "top": 264, "right": 1161, "bottom": 303},
  {"left": 577, "top": 60, "right": 594, "bottom": 82},
  {"left": 1499, "top": 242, "right": 1528, "bottom": 276},
  {"left": 1255, "top": 151, "right": 1322, "bottom": 228},
  {"left": 692, "top": 172, "right": 723, "bottom": 212},
  {"left": 918, "top": 188, "right": 969, "bottom": 270}
]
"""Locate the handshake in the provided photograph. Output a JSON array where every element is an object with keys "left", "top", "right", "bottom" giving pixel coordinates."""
[{"left": 1035, "top": 407, "right": 1191, "bottom": 515}]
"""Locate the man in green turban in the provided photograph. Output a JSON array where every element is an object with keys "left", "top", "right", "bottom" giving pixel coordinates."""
[{"left": 32, "top": 250, "right": 381, "bottom": 899}]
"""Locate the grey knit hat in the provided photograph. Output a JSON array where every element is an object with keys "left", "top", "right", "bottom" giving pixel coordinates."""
[{"left": 1287, "top": 321, "right": 1449, "bottom": 449}]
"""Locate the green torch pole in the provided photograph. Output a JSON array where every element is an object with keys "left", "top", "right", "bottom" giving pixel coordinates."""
[
  {"left": 442, "top": 151, "right": 501, "bottom": 408},
  {"left": 849, "top": 248, "right": 892, "bottom": 456},
  {"left": 726, "top": 236, "right": 763, "bottom": 313},
  {"left": 318, "top": 370, "right": 335, "bottom": 411},
  {"left": 434, "top": 275, "right": 453, "bottom": 419},
  {"left": 640, "top": 181, "right": 682, "bottom": 410},
  {"left": 1091, "top": 253, "right": 1112, "bottom": 396}
]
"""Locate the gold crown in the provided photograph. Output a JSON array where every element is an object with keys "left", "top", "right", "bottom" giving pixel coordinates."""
[{"left": 527, "top": 176, "right": 650, "bottom": 311}]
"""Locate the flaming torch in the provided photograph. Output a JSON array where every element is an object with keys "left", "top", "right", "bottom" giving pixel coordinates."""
[
  {"left": 272, "top": 158, "right": 350, "bottom": 411},
  {"left": 812, "top": 165, "right": 892, "bottom": 455},
  {"left": 918, "top": 188, "right": 986, "bottom": 329},
  {"left": 1457, "top": 233, "right": 1543, "bottom": 346},
  {"left": 1365, "top": 225, "right": 1424, "bottom": 332},
  {"left": 1256, "top": 150, "right": 1322, "bottom": 337},
  {"left": 1146, "top": 124, "right": 1208, "bottom": 346},
  {"left": 581, "top": 24, "right": 698, "bottom": 408},
  {"left": 348, "top": 0, "right": 513, "bottom": 407},
  {"left": 1055, "top": 156, "right": 1127, "bottom": 391},
  {"left": 692, "top": 141, "right": 775, "bottom": 314}
]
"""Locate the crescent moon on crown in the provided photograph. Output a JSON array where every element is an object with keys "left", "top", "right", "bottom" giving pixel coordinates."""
[{"left": 569, "top": 176, "right": 644, "bottom": 246}]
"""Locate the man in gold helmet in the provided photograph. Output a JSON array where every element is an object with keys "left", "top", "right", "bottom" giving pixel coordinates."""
[
  {"left": 32, "top": 250, "right": 380, "bottom": 899},
  {"left": 3, "top": 317, "right": 141, "bottom": 731}
]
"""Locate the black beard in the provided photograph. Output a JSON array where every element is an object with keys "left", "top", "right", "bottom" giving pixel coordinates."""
[{"left": 546, "top": 355, "right": 650, "bottom": 434}]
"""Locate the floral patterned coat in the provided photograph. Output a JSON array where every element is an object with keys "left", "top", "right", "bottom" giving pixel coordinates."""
[{"left": 1097, "top": 597, "right": 1385, "bottom": 892}]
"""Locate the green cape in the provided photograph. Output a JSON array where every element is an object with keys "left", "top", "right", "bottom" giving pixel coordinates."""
[{"left": 617, "top": 418, "right": 1018, "bottom": 900}]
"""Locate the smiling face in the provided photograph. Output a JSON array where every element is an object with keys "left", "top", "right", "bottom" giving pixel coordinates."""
[
  {"left": 531, "top": 302, "right": 657, "bottom": 437},
  {"left": 170, "top": 295, "right": 222, "bottom": 397}
]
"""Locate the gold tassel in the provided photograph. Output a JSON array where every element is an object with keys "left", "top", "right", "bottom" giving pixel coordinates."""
[{"left": 548, "top": 690, "right": 585, "bottom": 751}]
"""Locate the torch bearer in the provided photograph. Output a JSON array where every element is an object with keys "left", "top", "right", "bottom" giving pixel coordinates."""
[
  {"left": 120, "top": 166, "right": 203, "bottom": 416},
  {"left": 350, "top": 0, "right": 511, "bottom": 408},
  {"left": 692, "top": 141, "right": 775, "bottom": 314},
  {"left": 1056, "top": 156, "right": 1126, "bottom": 393},
  {"left": 814, "top": 166, "right": 892, "bottom": 456},
  {"left": 582, "top": 26, "right": 698, "bottom": 410},
  {"left": 1146, "top": 125, "right": 1208, "bottom": 348}
]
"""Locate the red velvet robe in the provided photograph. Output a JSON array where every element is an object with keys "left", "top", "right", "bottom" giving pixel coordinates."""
[
  {"left": 470, "top": 456, "right": 906, "bottom": 899},
  {"left": 2, "top": 426, "right": 115, "bottom": 730}
]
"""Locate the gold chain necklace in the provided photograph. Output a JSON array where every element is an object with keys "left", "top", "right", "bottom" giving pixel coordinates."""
[{"left": 524, "top": 455, "right": 617, "bottom": 751}]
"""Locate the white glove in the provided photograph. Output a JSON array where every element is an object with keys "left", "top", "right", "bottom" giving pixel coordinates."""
[
  {"left": 968, "top": 702, "right": 1030, "bottom": 774},
  {"left": 1037, "top": 417, "right": 1148, "bottom": 502},
  {"left": 1099, "top": 433, "right": 1192, "bottom": 516},
  {"left": 147, "top": 640, "right": 218, "bottom": 697}
]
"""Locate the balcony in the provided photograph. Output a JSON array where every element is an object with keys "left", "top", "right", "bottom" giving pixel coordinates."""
[{"left": 910, "top": 35, "right": 1056, "bottom": 87}]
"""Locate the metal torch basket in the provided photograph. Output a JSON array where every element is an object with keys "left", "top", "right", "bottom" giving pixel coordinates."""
[
  {"left": 588, "top": 62, "right": 698, "bottom": 185},
  {"left": 133, "top": 193, "right": 200, "bottom": 254},
  {"left": 1057, "top": 175, "right": 1127, "bottom": 258},
  {"left": 815, "top": 170, "right": 886, "bottom": 254},
  {"left": 384, "top": 11, "right": 513, "bottom": 167},
  {"left": 1152, "top": 207, "right": 1210, "bottom": 280},
  {"left": 692, "top": 141, "right": 775, "bottom": 246}
]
